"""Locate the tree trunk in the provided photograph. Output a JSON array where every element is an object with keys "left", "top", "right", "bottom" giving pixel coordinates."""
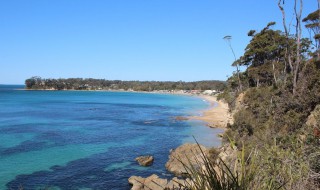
[
  {"left": 318, "top": 0, "right": 320, "bottom": 60},
  {"left": 236, "top": 64, "right": 242, "bottom": 91},
  {"left": 278, "top": 0, "right": 303, "bottom": 95},
  {"left": 278, "top": 0, "right": 294, "bottom": 72},
  {"left": 293, "top": 0, "right": 303, "bottom": 95},
  {"left": 272, "top": 60, "right": 278, "bottom": 85}
]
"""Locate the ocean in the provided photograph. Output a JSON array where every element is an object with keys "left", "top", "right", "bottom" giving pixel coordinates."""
[{"left": 0, "top": 85, "right": 223, "bottom": 190}]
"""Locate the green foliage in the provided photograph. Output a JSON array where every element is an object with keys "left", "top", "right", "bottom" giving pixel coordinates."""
[
  {"left": 24, "top": 77, "right": 226, "bottom": 91},
  {"left": 179, "top": 141, "right": 305, "bottom": 190},
  {"left": 180, "top": 143, "right": 257, "bottom": 190},
  {"left": 253, "top": 138, "right": 311, "bottom": 190},
  {"left": 221, "top": 61, "right": 320, "bottom": 189},
  {"left": 303, "top": 9, "right": 320, "bottom": 41},
  {"left": 219, "top": 18, "right": 320, "bottom": 188},
  {"left": 238, "top": 25, "right": 292, "bottom": 87}
]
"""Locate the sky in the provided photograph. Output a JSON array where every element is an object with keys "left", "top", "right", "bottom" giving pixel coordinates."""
[{"left": 0, "top": 0, "right": 317, "bottom": 84}]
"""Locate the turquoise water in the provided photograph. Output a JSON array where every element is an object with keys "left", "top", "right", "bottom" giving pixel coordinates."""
[{"left": 0, "top": 85, "right": 222, "bottom": 190}]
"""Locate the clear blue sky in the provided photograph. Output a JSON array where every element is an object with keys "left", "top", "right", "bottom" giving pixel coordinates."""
[{"left": 0, "top": 0, "right": 317, "bottom": 84}]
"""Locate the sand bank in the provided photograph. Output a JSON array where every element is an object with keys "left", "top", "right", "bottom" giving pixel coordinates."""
[{"left": 190, "top": 95, "right": 233, "bottom": 128}]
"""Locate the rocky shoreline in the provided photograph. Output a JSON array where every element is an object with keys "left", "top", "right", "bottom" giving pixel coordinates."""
[
  {"left": 128, "top": 95, "right": 233, "bottom": 190},
  {"left": 129, "top": 144, "right": 206, "bottom": 190},
  {"left": 128, "top": 143, "right": 236, "bottom": 190},
  {"left": 25, "top": 88, "right": 233, "bottom": 189}
]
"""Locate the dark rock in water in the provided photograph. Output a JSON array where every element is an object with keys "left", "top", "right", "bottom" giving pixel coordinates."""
[
  {"left": 174, "top": 116, "right": 189, "bottom": 121},
  {"left": 135, "top": 155, "right": 154, "bottom": 166},
  {"left": 165, "top": 143, "right": 207, "bottom": 176}
]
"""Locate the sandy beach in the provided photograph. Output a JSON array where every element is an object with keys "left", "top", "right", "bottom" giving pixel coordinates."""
[{"left": 190, "top": 95, "right": 233, "bottom": 128}]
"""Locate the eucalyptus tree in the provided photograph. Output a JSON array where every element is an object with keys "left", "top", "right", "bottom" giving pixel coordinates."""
[
  {"left": 223, "top": 35, "right": 242, "bottom": 91},
  {"left": 278, "top": 0, "right": 304, "bottom": 95},
  {"left": 237, "top": 22, "right": 292, "bottom": 87},
  {"left": 303, "top": 8, "right": 320, "bottom": 58}
]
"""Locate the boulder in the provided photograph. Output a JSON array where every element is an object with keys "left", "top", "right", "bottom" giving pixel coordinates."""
[
  {"left": 144, "top": 174, "right": 168, "bottom": 190},
  {"left": 128, "top": 174, "right": 167, "bottom": 190},
  {"left": 128, "top": 175, "right": 190, "bottom": 190},
  {"left": 135, "top": 155, "right": 154, "bottom": 166},
  {"left": 306, "top": 104, "right": 320, "bottom": 127},
  {"left": 128, "top": 176, "right": 145, "bottom": 190},
  {"left": 166, "top": 177, "right": 191, "bottom": 189},
  {"left": 306, "top": 104, "right": 320, "bottom": 138},
  {"left": 165, "top": 143, "right": 207, "bottom": 176}
]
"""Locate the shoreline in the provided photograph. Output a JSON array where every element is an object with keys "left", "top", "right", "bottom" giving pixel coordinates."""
[
  {"left": 22, "top": 88, "right": 232, "bottom": 129},
  {"left": 189, "top": 95, "right": 233, "bottom": 129},
  {"left": 128, "top": 94, "right": 232, "bottom": 189},
  {"left": 13, "top": 87, "right": 233, "bottom": 189}
]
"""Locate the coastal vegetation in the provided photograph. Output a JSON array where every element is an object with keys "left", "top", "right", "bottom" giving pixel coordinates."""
[
  {"left": 24, "top": 77, "right": 226, "bottom": 92},
  {"left": 192, "top": 2, "right": 320, "bottom": 190}
]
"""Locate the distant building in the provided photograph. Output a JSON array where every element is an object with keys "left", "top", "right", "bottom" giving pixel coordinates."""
[{"left": 203, "top": 90, "right": 217, "bottom": 95}]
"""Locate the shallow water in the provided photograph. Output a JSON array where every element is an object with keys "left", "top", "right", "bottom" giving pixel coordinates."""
[{"left": 0, "top": 85, "right": 222, "bottom": 190}]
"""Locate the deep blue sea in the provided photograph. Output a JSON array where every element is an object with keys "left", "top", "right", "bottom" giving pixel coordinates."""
[{"left": 0, "top": 85, "right": 222, "bottom": 190}]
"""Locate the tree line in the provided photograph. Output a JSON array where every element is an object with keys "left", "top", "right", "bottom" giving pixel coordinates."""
[{"left": 25, "top": 77, "right": 226, "bottom": 92}]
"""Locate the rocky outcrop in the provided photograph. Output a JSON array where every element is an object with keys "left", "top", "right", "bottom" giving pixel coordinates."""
[
  {"left": 128, "top": 176, "right": 145, "bottom": 190},
  {"left": 306, "top": 104, "right": 320, "bottom": 127},
  {"left": 166, "top": 177, "right": 191, "bottom": 189},
  {"left": 165, "top": 143, "right": 207, "bottom": 176},
  {"left": 135, "top": 155, "right": 154, "bottom": 166},
  {"left": 128, "top": 143, "right": 239, "bottom": 190},
  {"left": 128, "top": 175, "right": 167, "bottom": 190},
  {"left": 306, "top": 104, "right": 320, "bottom": 138},
  {"left": 128, "top": 175, "right": 191, "bottom": 190},
  {"left": 216, "top": 144, "right": 237, "bottom": 163},
  {"left": 232, "top": 92, "right": 245, "bottom": 116}
]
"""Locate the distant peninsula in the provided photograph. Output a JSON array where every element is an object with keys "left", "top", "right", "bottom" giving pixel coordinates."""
[{"left": 25, "top": 76, "right": 226, "bottom": 92}]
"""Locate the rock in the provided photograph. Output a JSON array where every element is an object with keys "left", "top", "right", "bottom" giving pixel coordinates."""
[
  {"left": 135, "top": 155, "right": 154, "bottom": 166},
  {"left": 306, "top": 104, "right": 320, "bottom": 127},
  {"left": 128, "top": 176, "right": 145, "bottom": 190},
  {"left": 174, "top": 116, "right": 189, "bottom": 121},
  {"left": 128, "top": 174, "right": 167, "bottom": 190},
  {"left": 165, "top": 143, "right": 207, "bottom": 176},
  {"left": 216, "top": 144, "right": 238, "bottom": 166},
  {"left": 144, "top": 174, "right": 168, "bottom": 190},
  {"left": 128, "top": 175, "right": 190, "bottom": 190},
  {"left": 166, "top": 177, "right": 191, "bottom": 189},
  {"left": 306, "top": 104, "right": 320, "bottom": 138}
]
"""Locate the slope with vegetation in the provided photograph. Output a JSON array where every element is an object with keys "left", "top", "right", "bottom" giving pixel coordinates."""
[{"left": 207, "top": 3, "right": 320, "bottom": 189}]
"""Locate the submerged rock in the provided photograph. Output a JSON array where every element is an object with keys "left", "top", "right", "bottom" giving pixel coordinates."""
[
  {"left": 165, "top": 143, "right": 207, "bottom": 176},
  {"left": 135, "top": 155, "right": 154, "bottom": 166},
  {"left": 174, "top": 116, "right": 189, "bottom": 121}
]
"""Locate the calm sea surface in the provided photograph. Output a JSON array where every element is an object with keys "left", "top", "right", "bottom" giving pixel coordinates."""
[{"left": 0, "top": 85, "right": 222, "bottom": 190}]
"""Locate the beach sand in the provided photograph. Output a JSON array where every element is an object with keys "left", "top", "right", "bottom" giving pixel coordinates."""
[{"left": 190, "top": 95, "right": 233, "bottom": 128}]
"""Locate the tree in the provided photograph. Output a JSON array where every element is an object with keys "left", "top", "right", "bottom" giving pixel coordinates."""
[
  {"left": 303, "top": 8, "right": 320, "bottom": 58},
  {"left": 278, "top": 0, "right": 304, "bottom": 95},
  {"left": 223, "top": 35, "right": 242, "bottom": 91},
  {"left": 25, "top": 78, "right": 36, "bottom": 88},
  {"left": 238, "top": 23, "right": 288, "bottom": 87}
]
